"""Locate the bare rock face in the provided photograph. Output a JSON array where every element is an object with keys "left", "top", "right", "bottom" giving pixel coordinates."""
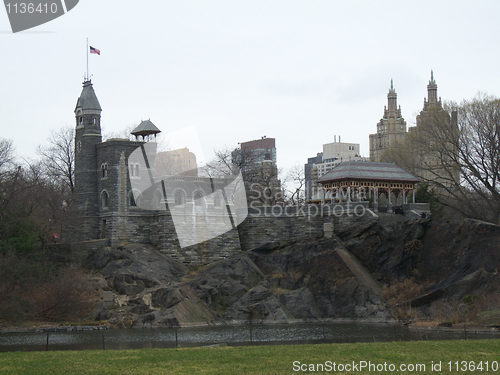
[
  {"left": 187, "top": 254, "right": 268, "bottom": 315},
  {"left": 90, "top": 218, "right": 500, "bottom": 327},
  {"left": 336, "top": 218, "right": 500, "bottom": 308},
  {"left": 248, "top": 238, "right": 389, "bottom": 321},
  {"left": 278, "top": 287, "right": 320, "bottom": 319},
  {"left": 91, "top": 239, "right": 392, "bottom": 326},
  {"left": 92, "top": 244, "right": 188, "bottom": 296}
]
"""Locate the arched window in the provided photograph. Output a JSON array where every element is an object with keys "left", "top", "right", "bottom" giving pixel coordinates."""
[
  {"left": 194, "top": 191, "right": 204, "bottom": 206},
  {"left": 174, "top": 191, "right": 184, "bottom": 206},
  {"left": 129, "top": 163, "right": 141, "bottom": 179},
  {"left": 129, "top": 192, "right": 136, "bottom": 207},
  {"left": 101, "top": 191, "right": 109, "bottom": 208},
  {"left": 213, "top": 194, "right": 222, "bottom": 207},
  {"left": 153, "top": 190, "right": 163, "bottom": 209},
  {"left": 101, "top": 163, "right": 108, "bottom": 179}
]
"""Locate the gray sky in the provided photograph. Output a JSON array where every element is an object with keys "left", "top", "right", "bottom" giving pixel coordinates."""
[{"left": 1, "top": 0, "right": 499, "bottom": 175}]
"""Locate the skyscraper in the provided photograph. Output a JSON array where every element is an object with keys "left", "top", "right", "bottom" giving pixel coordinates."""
[{"left": 369, "top": 80, "right": 407, "bottom": 162}]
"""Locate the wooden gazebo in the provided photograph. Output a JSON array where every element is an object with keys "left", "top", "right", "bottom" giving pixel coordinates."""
[{"left": 316, "top": 161, "right": 420, "bottom": 211}]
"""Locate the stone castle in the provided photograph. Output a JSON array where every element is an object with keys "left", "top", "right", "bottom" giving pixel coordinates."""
[{"left": 70, "top": 80, "right": 369, "bottom": 265}]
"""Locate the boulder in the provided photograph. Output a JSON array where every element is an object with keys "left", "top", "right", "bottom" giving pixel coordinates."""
[{"left": 278, "top": 287, "right": 320, "bottom": 319}]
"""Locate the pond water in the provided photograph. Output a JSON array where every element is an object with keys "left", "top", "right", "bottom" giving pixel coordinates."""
[{"left": 0, "top": 322, "right": 498, "bottom": 352}]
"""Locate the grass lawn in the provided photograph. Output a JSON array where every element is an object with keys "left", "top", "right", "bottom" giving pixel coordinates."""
[{"left": 0, "top": 339, "right": 499, "bottom": 374}]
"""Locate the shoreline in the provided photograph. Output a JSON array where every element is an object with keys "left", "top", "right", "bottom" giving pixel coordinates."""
[{"left": 1, "top": 318, "right": 499, "bottom": 335}]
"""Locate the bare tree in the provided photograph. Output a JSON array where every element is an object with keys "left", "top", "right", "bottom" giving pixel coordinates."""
[
  {"left": 37, "top": 126, "right": 75, "bottom": 194},
  {"left": 203, "top": 146, "right": 283, "bottom": 205},
  {"left": 203, "top": 146, "right": 241, "bottom": 177},
  {"left": 383, "top": 93, "right": 500, "bottom": 224},
  {"left": 283, "top": 162, "right": 305, "bottom": 206},
  {"left": 0, "top": 139, "right": 15, "bottom": 173}
]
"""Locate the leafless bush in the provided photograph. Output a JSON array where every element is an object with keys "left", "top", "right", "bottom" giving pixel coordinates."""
[
  {"left": 466, "top": 293, "right": 500, "bottom": 325},
  {"left": 428, "top": 293, "right": 500, "bottom": 325},
  {"left": 428, "top": 301, "right": 455, "bottom": 322},
  {"left": 383, "top": 278, "right": 427, "bottom": 320},
  {"left": 33, "top": 268, "right": 99, "bottom": 321}
]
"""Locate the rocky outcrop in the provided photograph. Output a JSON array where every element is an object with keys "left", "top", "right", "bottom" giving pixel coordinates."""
[
  {"left": 89, "top": 237, "right": 391, "bottom": 327},
  {"left": 336, "top": 218, "right": 500, "bottom": 305},
  {"left": 92, "top": 244, "right": 187, "bottom": 296},
  {"left": 89, "top": 218, "right": 500, "bottom": 327}
]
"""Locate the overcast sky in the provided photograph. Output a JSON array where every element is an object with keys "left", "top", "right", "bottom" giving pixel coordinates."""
[{"left": 1, "top": 0, "right": 499, "bottom": 175}]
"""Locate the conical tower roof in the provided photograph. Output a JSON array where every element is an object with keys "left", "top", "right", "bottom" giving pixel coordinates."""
[
  {"left": 75, "top": 80, "right": 102, "bottom": 113},
  {"left": 131, "top": 119, "right": 161, "bottom": 138}
]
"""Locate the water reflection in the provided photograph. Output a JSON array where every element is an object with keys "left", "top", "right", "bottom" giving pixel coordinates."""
[{"left": 0, "top": 322, "right": 498, "bottom": 352}]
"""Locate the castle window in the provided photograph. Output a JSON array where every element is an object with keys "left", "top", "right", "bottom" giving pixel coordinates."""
[
  {"left": 101, "top": 191, "right": 109, "bottom": 208},
  {"left": 79, "top": 117, "right": 83, "bottom": 125},
  {"left": 194, "top": 191, "right": 204, "bottom": 207},
  {"left": 129, "top": 163, "right": 140, "bottom": 179},
  {"left": 174, "top": 191, "right": 184, "bottom": 206},
  {"left": 77, "top": 141, "right": 81, "bottom": 152},
  {"left": 129, "top": 192, "right": 137, "bottom": 207},
  {"left": 214, "top": 194, "right": 222, "bottom": 207},
  {"left": 153, "top": 190, "right": 163, "bottom": 209},
  {"left": 101, "top": 163, "right": 108, "bottom": 179}
]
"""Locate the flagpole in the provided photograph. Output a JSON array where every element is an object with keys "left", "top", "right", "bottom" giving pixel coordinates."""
[{"left": 86, "top": 38, "right": 89, "bottom": 81}]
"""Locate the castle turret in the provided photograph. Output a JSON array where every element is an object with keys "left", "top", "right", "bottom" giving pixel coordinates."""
[{"left": 74, "top": 80, "right": 102, "bottom": 218}]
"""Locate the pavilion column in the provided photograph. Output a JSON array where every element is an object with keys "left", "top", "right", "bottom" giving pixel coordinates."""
[
  {"left": 403, "top": 189, "right": 406, "bottom": 204},
  {"left": 388, "top": 186, "right": 392, "bottom": 212},
  {"left": 347, "top": 186, "right": 351, "bottom": 203},
  {"left": 373, "top": 187, "right": 378, "bottom": 212},
  {"left": 322, "top": 187, "right": 325, "bottom": 204},
  {"left": 413, "top": 188, "right": 416, "bottom": 204}
]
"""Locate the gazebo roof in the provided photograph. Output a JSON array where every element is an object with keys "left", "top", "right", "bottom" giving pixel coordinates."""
[
  {"left": 317, "top": 161, "right": 420, "bottom": 183},
  {"left": 131, "top": 119, "right": 161, "bottom": 137}
]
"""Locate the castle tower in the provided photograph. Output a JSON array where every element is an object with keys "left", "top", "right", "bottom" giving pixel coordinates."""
[
  {"left": 369, "top": 80, "right": 407, "bottom": 162},
  {"left": 74, "top": 80, "right": 102, "bottom": 221}
]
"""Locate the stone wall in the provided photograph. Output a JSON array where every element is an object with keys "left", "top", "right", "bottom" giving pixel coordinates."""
[
  {"left": 64, "top": 202, "right": 371, "bottom": 266},
  {"left": 237, "top": 203, "right": 370, "bottom": 251},
  {"left": 98, "top": 209, "right": 241, "bottom": 266}
]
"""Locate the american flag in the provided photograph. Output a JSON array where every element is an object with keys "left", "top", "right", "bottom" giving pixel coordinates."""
[{"left": 90, "top": 46, "right": 101, "bottom": 55}]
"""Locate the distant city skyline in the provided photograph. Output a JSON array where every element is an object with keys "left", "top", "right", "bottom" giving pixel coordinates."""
[{"left": 1, "top": 1, "right": 499, "bottom": 177}]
